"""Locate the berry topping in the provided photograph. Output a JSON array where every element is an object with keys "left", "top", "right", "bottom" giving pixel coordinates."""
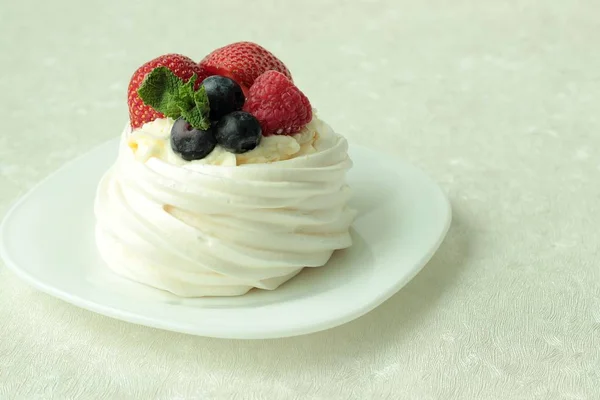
[
  {"left": 171, "top": 117, "right": 217, "bottom": 161},
  {"left": 128, "top": 54, "right": 208, "bottom": 129},
  {"left": 215, "top": 111, "right": 262, "bottom": 154},
  {"left": 199, "top": 42, "right": 292, "bottom": 93},
  {"left": 243, "top": 71, "right": 312, "bottom": 136},
  {"left": 201, "top": 75, "right": 245, "bottom": 121}
]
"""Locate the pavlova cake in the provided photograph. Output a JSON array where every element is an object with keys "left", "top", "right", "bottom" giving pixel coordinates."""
[{"left": 94, "top": 42, "right": 354, "bottom": 297}]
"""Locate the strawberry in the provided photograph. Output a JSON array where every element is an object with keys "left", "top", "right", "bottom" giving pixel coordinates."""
[
  {"left": 243, "top": 70, "right": 312, "bottom": 136},
  {"left": 199, "top": 42, "right": 292, "bottom": 93},
  {"left": 127, "top": 54, "right": 208, "bottom": 129}
]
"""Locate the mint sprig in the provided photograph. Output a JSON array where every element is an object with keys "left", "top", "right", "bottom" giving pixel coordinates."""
[{"left": 137, "top": 66, "right": 210, "bottom": 130}]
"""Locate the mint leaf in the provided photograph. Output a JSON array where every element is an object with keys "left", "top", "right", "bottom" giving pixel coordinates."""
[
  {"left": 137, "top": 68, "right": 211, "bottom": 130},
  {"left": 182, "top": 85, "right": 210, "bottom": 130},
  {"left": 177, "top": 74, "right": 197, "bottom": 112},
  {"left": 193, "top": 85, "right": 211, "bottom": 127},
  {"left": 137, "top": 67, "right": 182, "bottom": 117}
]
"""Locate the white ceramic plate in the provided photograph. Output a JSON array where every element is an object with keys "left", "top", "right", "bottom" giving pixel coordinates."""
[{"left": 0, "top": 139, "right": 451, "bottom": 339}]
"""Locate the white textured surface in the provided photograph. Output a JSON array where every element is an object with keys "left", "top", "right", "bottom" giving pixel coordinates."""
[{"left": 1, "top": 0, "right": 599, "bottom": 399}]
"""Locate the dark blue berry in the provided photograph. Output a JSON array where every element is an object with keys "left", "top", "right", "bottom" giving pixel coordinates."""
[
  {"left": 202, "top": 75, "right": 245, "bottom": 120},
  {"left": 170, "top": 117, "right": 217, "bottom": 161},
  {"left": 215, "top": 111, "right": 262, "bottom": 154}
]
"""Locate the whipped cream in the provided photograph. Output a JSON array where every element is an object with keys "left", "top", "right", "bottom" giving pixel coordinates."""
[
  {"left": 127, "top": 117, "right": 320, "bottom": 166},
  {"left": 94, "top": 116, "right": 355, "bottom": 297}
]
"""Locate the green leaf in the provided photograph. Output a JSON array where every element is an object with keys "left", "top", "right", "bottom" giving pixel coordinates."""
[
  {"left": 193, "top": 85, "right": 210, "bottom": 126},
  {"left": 137, "top": 66, "right": 183, "bottom": 118},
  {"left": 137, "top": 68, "right": 211, "bottom": 130},
  {"left": 177, "top": 74, "right": 197, "bottom": 112},
  {"left": 182, "top": 85, "right": 210, "bottom": 130}
]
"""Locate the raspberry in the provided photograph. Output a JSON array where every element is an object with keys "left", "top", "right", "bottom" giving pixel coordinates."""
[
  {"left": 127, "top": 54, "right": 208, "bottom": 129},
  {"left": 243, "top": 71, "right": 312, "bottom": 136},
  {"left": 199, "top": 42, "right": 292, "bottom": 93}
]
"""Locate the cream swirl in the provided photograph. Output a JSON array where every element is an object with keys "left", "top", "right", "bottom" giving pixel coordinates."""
[{"left": 94, "top": 116, "right": 355, "bottom": 297}]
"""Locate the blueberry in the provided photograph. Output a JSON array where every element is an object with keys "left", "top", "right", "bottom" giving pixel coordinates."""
[
  {"left": 202, "top": 75, "right": 245, "bottom": 120},
  {"left": 215, "top": 111, "right": 262, "bottom": 153},
  {"left": 170, "top": 117, "right": 217, "bottom": 161}
]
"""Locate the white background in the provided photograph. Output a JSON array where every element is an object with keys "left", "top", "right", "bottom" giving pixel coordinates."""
[{"left": 1, "top": 0, "right": 598, "bottom": 398}]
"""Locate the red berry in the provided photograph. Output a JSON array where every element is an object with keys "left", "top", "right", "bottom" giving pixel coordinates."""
[
  {"left": 127, "top": 54, "right": 208, "bottom": 129},
  {"left": 199, "top": 42, "right": 292, "bottom": 94},
  {"left": 243, "top": 71, "right": 312, "bottom": 136}
]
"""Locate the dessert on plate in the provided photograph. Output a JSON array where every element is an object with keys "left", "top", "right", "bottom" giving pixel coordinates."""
[{"left": 94, "top": 42, "right": 355, "bottom": 297}]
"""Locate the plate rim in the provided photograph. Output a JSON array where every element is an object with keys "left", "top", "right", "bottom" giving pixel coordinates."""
[{"left": 0, "top": 139, "right": 452, "bottom": 339}]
